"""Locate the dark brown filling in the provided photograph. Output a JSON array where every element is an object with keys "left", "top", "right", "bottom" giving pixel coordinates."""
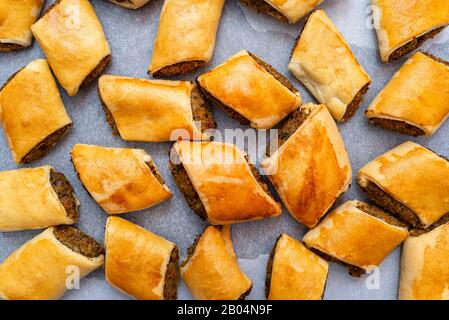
[
  {"left": 0, "top": 42, "right": 26, "bottom": 52},
  {"left": 355, "top": 201, "right": 407, "bottom": 228},
  {"left": 98, "top": 86, "right": 120, "bottom": 135},
  {"left": 50, "top": 169, "right": 79, "bottom": 222},
  {"left": 239, "top": 0, "right": 289, "bottom": 23},
  {"left": 53, "top": 225, "right": 104, "bottom": 258},
  {"left": 190, "top": 84, "right": 217, "bottom": 133},
  {"left": 341, "top": 83, "right": 370, "bottom": 122},
  {"left": 265, "top": 235, "right": 280, "bottom": 299},
  {"left": 309, "top": 247, "right": 366, "bottom": 278},
  {"left": 368, "top": 118, "right": 425, "bottom": 137},
  {"left": 146, "top": 160, "right": 166, "bottom": 186},
  {"left": 81, "top": 55, "right": 111, "bottom": 88},
  {"left": 41, "top": 0, "right": 62, "bottom": 17},
  {"left": 151, "top": 60, "right": 206, "bottom": 77},
  {"left": 163, "top": 246, "right": 180, "bottom": 300}
]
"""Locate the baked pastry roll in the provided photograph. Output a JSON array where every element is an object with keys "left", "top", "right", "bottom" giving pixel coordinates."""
[
  {"left": 105, "top": 217, "right": 179, "bottom": 300},
  {"left": 399, "top": 222, "right": 449, "bottom": 300},
  {"left": 98, "top": 75, "right": 216, "bottom": 141},
  {"left": 372, "top": 0, "right": 449, "bottom": 63},
  {"left": 0, "top": 59, "right": 72, "bottom": 164},
  {"left": 0, "top": 226, "right": 104, "bottom": 300},
  {"left": 358, "top": 141, "right": 449, "bottom": 229},
  {"left": 181, "top": 226, "right": 252, "bottom": 300},
  {"left": 365, "top": 52, "right": 449, "bottom": 137},
  {"left": 0, "top": 166, "right": 78, "bottom": 232},
  {"left": 71, "top": 144, "right": 172, "bottom": 214},
  {"left": 288, "top": 10, "right": 371, "bottom": 122},
  {"left": 107, "top": 0, "right": 150, "bottom": 9},
  {"left": 170, "top": 140, "right": 282, "bottom": 225},
  {"left": 303, "top": 200, "right": 409, "bottom": 277},
  {"left": 266, "top": 234, "right": 328, "bottom": 300},
  {"left": 261, "top": 104, "right": 352, "bottom": 228},
  {"left": 0, "top": 0, "right": 44, "bottom": 51},
  {"left": 240, "top": 0, "right": 325, "bottom": 24},
  {"left": 31, "top": 0, "right": 111, "bottom": 96},
  {"left": 148, "top": 0, "right": 225, "bottom": 77}
]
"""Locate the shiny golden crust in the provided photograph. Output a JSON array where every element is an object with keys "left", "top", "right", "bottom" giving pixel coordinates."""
[
  {"left": 262, "top": 104, "right": 352, "bottom": 228},
  {"left": 105, "top": 217, "right": 178, "bottom": 300},
  {"left": 0, "top": 227, "right": 104, "bottom": 300},
  {"left": 365, "top": 52, "right": 449, "bottom": 136},
  {"left": 288, "top": 10, "right": 371, "bottom": 122},
  {"left": 148, "top": 0, "right": 225, "bottom": 76},
  {"left": 107, "top": 0, "right": 150, "bottom": 9},
  {"left": 264, "top": 0, "right": 325, "bottom": 23},
  {"left": 181, "top": 226, "right": 252, "bottom": 300},
  {"left": 98, "top": 76, "right": 206, "bottom": 142},
  {"left": 268, "top": 234, "right": 328, "bottom": 300},
  {"left": 400, "top": 222, "right": 449, "bottom": 300},
  {"left": 303, "top": 200, "right": 409, "bottom": 270},
  {"left": 31, "top": 0, "right": 111, "bottom": 96},
  {"left": 173, "top": 141, "right": 282, "bottom": 225},
  {"left": 357, "top": 141, "right": 449, "bottom": 228},
  {"left": 0, "top": 59, "right": 72, "bottom": 164},
  {"left": 71, "top": 144, "right": 172, "bottom": 215},
  {"left": 372, "top": 0, "right": 449, "bottom": 62}
]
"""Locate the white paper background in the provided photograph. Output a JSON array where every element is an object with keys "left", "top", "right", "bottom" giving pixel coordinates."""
[{"left": 0, "top": 0, "right": 448, "bottom": 300}]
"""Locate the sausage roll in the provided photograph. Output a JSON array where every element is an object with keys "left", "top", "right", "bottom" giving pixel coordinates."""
[
  {"left": 170, "top": 140, "right": 282, "bottom": 225},
  {"left": 0, "top": 59, "right": 72, "bottom": 164},
  {"left": 148, "top": 0, "right": 225, "bottom": 77},
  {"left": 303, "top": 200, "right": 409, "bottom": 277},
  {"left": 261, "top": 104, "right": 352, "bottom": 228},
  {"left": 399, "top": 222, "right": 449, "bottom": 300},
  {"left": 31, "top": 0, "right": 111, "bottom": 96},
  {"left": 181, "top": 226, "right": 252, "bottom": 300},
  {"left": 107, "top": 0, "right": 150, "bottom": 9},
  {"left": 0, "top": 166, "right": 78, "bottom": 232},
  {"left": 98, "top": 75, "right": 216, "bottom": 142},
  {"left": 0, "top": 0, "right": 44, "bottom": 51},
  {"left": 240, "top": 0, "right": 325, "bottom": 24},
  {"left": 71, "top": 144, "right": 172, "bottom": 215},
  {"left": 105, "top": 217, "right": 179, "bottom": 300},
  {"left": 0, "top": 226, "right": 104, "bottom": 300},
  {"left": 197, "top": 50, "right": 301, "bottom": 129},
  {"left": 357, "top": 141, "right": 449, "bottom": 229},
  {"left": 266, "top": 234, "right": 328, "bottom": 300},
  {"left": 372, "top": 0, "right": 449, "bottom": 63},
  {"left": 288, "top": 10, "right": 371, "bottom": 122},
  {"left": 366, "top": 52, "right": 449, "bottom": 137}
]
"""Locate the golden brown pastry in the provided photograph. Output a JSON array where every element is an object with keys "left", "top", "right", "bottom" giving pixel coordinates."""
[
  {"left": 366, "top": 52, "right": 449, "bottom": 137},
  {"left": 107, "top": 0, "right": 150, "bottom": 9},
  {"left": 197, "top": 50, "right": 302, "bottom": 129},
  {"left": 399, "top": 222, "right": 449, "bottom": 300},
  {"left": 266, "top": 234, "right": 328, "bottom": 300},
  {"left": 71, "top": 144, "right": 172, "bottom": 215},
  {"left": 372, "top": 0, "right": 449, "bottom": 62},
  {"left": 170, "top": 140, "right": 282, "bottom": 225},
  {"left": 98, "top": 75, "right": 216, "bottom": 141},
  {"left": 31, "top": 0, "right": 111, "bottom": 96},
  {"left": 0, "top": 166, "right": 78, "bottom": 232},
  {"left": 0, "top": 59, "right": 72, "bottom": 164},
  {"left": 148, "top": 0, "right": 225, "bottom": 77},
  {"left": 0, "top": 0, "right": 44, "bottom": 51},
  {"left": 262, "top": 104, "right": 352, "bottom": 229},
  {"left": 357, "top": 141, "right": 449, "bottom": 229},
  {"left": 288, "top": 10, "right": 371, "bottom": 122},
  {"left": 0, "top": 226, "right": 104, "bottom": 300},
  {"left": 105, "top": 217, "right": 179, "bottom": 300},
  {"left": 181, "top": 226, "right": 252, "bottom": 300},
  {"left": 303, "top": 200, "right": 409, "bottom": 277}
]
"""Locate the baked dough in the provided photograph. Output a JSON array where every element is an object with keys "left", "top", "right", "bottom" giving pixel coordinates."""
[
  {"left": 303, "top": 200, "right": 409, "bottom": 275},
  {"left": 267, "top": 234, "right": 328, "bottom": 300},
  {"left": 372, "top": 0, "right": 449, "bottom": 62},
  {"left": 31, "top": 0, "right": 111, "bottom": 96},
  {"left": 181, "top": 226, "right": 252, "bottom": 300},
  {"left": 0, "top": 226, "right": 104, "bottom": 300},
  {"left": 107, "top": 0, "right": 150, "bottom": 9},
  {"left": 288, "top": 10, "right": 371, "bottom": 122},
  {"left": 149, "top": 0, "right": 225, "bottom": 76},
  {"left": 0, "top": 59, "right": 72, "bottom": 164},
  {"left": 358, "top": 141, "right": 449, "bottom": 228},
  {"left": 262, "top": 104, "right": 352, "bottom": 228},
  {"left": 105, "top": 217, "right": 179, "bottom": 300},
  {"left": 399, "top": 222, "right": 449, "bottom": 300},
  {"left": 98, "top": 75, "right": 214, "bottom": 141},
  {"left": 365, "top": 52, "right": 449, "bottom": 137},
  {"left": 197, "top": 50, "right": 301, "bottom": 129},
  {"left": 0, "top": 0, "right": 44, "bottom": 51},
  {"left": 71, "top": 144, "right": 172, "bottom": 214},
  {"left": 171, "top": 141, "right": 282, "bottom": 225}
]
